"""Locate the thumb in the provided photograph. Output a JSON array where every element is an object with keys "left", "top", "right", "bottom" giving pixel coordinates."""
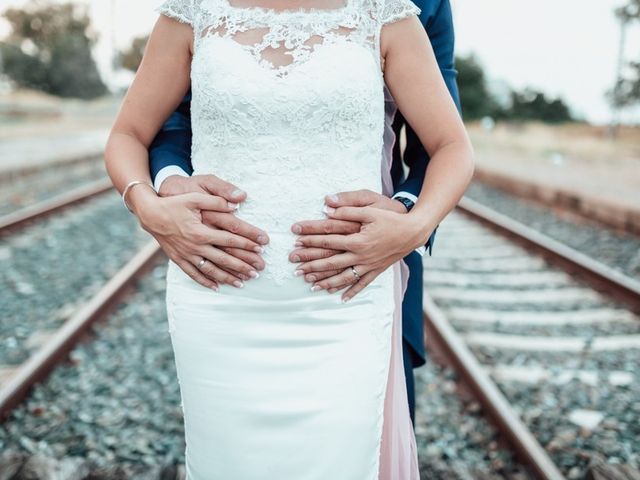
[
  {"left": 186, "top": 192, "right": 237, "bottom": 212},
  {"left": 325, "top": 205, "right": 374, "bottom": 223},
  {"left": 324, "top": 189, "right": 379, "bottom": 208},
  {"left": 198, "top": 174, "right": 247, "bottom": 202}
]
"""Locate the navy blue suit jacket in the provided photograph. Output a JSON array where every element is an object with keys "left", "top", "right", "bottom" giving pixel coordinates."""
[{"left": 148, "top": 0, "right": 460, "bottom": 368}]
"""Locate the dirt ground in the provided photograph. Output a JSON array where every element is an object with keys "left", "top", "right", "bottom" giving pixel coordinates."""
[
  {"left": 0, "top": 90, "right": 118, "bottom": 140},
  {"left": 466, "top": 121, "right": 640, "bottom": 232}
]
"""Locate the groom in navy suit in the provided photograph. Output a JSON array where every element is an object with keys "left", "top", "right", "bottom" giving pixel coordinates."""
[{"left": 145, "top": 0, "right": 460, "bottom": 424}]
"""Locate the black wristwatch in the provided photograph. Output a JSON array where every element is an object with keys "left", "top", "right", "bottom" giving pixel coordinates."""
[{"left": 393, "top": 196, "right": 415, "bottom": 213}]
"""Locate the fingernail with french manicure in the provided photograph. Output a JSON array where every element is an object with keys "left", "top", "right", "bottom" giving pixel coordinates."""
[
  {"left": 257, "top": 234, "right": 268, "bottom": 244},
  {"left": 322, "top": 205, "right": 335, "bottom": 214},
  {"left": 249, "top": 271, "right": 259, "bottom": 279},
  {"left": 294, "top": 269, "right": 304, "bottom": 276},
  {"left": 311, "top": 285, "right": 322, "bottom": 292},
  {"left": 233, "top": 280, "right": 244, "bottom": 288},
  {"left": 327, "top": 194, "right": 339, "bottom": 203},
  {"left": 254, "top": 246, "right": 264, "bottom": 253},
  {"left": 228, "top": 202, "right": 238, "bottom": 209},
  {"left": 232, "top": 189, "right": 245, "bottom": 197}
]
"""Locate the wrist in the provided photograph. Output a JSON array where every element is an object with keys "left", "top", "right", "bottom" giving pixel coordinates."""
[
  {"left": 128, "top": 185, "right": 161, "bottom": 223},
  {"left": 154, "top": 166, "right": 190, "bottom": 193},
  {"left": 404, "top": 210, "right": 436, "bottom": 251},
  {"left": 158, "top": 174, "right": 195, "bottom": 197},
  {"left": 390, "top": 197, "right": 410, "bottom": 214},
  {"left": 392, "top": 196, "right": 414, "bottom": 214}
]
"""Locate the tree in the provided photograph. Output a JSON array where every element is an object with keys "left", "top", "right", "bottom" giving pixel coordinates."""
[
  {"left": 0, "top": 2, "right": 107, "bottom": 99},
  {"left": 608, "top": 0, "right": 640, "bottom": 108},
  {"left": 118, "top": 35, "right": 149, "bottom": 73},
  {"left": 508, "top": 88, "right": 573, "bottom": 123},
  {"left": 455, "top": 54, "right": 500, "bottom": 121}
]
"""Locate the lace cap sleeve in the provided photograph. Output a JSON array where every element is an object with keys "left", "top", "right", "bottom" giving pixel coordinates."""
[
  {"left": 380, "top": 0, "right": 421, "bottom": 25},
  {"left": 155, "top": 0, "right": 195, "bottom": 25}
]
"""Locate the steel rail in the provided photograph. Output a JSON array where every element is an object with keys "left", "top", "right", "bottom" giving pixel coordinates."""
[
  {"left": 424, "top": 297, "right": 566, "bottom": 480},
  {"left": 0, "top": 178, "right": 114, "bottom": 235},
  {"left": 0, "top": 241, "right": 163, "bottom": 420},
  {"left": 456, "top": 196, "right": 640, "bottom": 314}
]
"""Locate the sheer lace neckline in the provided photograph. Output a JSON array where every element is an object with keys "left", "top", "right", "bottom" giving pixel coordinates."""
[{"left": 220, "top": 0, "right": 352, "bottom": 16}]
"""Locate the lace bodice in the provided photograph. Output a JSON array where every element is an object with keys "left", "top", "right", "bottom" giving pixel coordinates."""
[{"left": 157, "top": 0, "right": 421, "bottom": 285}]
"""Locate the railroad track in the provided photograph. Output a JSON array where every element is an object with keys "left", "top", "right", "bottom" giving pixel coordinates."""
[
  {"left": 424, "top": 197, "right": 640, "bottom": 480},
  {"left": 0, "top": 178, "right": 113, "bottom": 234},
  {"left": 2, "top": 185, "right": 639, "bottom": 478},
  {"left": 0, "top": 181, "right": 531, "bottom": 477},
  {"left": 0, "top": 178, "right": 153, "bottom": 417},
  {"left": 0, "top": 241, "right": 163, "bottom": 419},
  {"left": 1, "top": 247, "right": 528, "bottom": 479},
  {"left": 0, "top": 155, "right": 107, "bottom": 217}
]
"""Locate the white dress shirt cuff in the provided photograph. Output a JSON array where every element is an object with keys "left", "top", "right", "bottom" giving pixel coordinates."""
[
  {"left": 392, "top": 191, "right": 426, "bottom": 257},
  {"left": 392, "top": 191, "right": 418, "bottom": 204},
  {"left": 154, "top": 166, "right": 190, "bottom": 192}
]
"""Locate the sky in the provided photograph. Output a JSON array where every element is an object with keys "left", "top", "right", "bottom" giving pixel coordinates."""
[{"left": 1, "top": 0, "right": 639, "bottom": 124}]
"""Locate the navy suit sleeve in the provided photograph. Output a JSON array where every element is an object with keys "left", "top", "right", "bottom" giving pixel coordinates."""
[
  {"left": 149, "top": 90, "right": 194, "bottom": 183},
  {"left": 392, "top": 0, "right": 460, "bottom": 256}
]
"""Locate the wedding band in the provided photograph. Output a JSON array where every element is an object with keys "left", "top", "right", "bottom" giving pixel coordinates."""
[
  {"left": 197, "top": 258, "right": 207, "bottom": 270},
  {"left": 350, "top": 266, "right": 361, "bottom": 282}
]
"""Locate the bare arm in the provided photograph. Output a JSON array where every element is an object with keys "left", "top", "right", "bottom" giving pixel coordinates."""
[
  {"left": 294, "top": 12, "right": 474, "bottom": 301},
  {"left": 104, "top": 15, "right": 262, "bottom": 289},
  {"left": 105, "top": 15, "right": 193, "bottom": 198},
  {"left": 381, "top": 13, "right": 474, "bottom": 242}
]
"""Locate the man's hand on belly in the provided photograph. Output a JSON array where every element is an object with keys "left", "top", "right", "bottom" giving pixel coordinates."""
[
  {"left": 288, "top": 189, "right": 411, "bottom": 302},
  {"left": 141, "top": 174, "right": 270, "bottom": 289}
]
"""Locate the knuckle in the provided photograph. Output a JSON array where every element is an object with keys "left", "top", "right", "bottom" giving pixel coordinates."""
[
  {"left": 216, "top": 254, "right": 234, "bottom": 269},
  {"left": 201, "top": 263, "right": 217, "bottom": 276},
  {"left": 223, "top": 235, "right": 236, "bottom": 248},
  {"left": 186, "top": 270, "right": 198, "bottom": 281},
  {"left": 347, "top": 222, "right": 361, "bottom": 234},
  {"left": 224, "top": 273, "right": 238, "bottom": 284},
  {"left": 228, "top": 221, "right": 242, "bottom": 234},
  {"left": 200, "top": 211, "right": 216, "bottom": 225},
  {"left": 191, "top": 231, "right": 208, "bottom": 244},
  {"left": 244, "top": 264, "right": 255, "bottom": 275},
  {"left": 348, "top": 237, "right": 364, "bottom": 250},
  {"left": 324, "top": 260, "right": 338, "bottom": 271},
  {"left": 321, "top": 249, "right": 335, "bottom": 259},
  {"left": 322, "top": 222, "right": 333, "bottom": 234}
]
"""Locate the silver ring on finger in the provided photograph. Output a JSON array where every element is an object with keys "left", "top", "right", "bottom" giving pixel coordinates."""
[
  {"left": 350, "top": 266, "right": 361, "bottom": 282},
  {"left": 196, "top": 258, "right": 207, "bottom": 270}
]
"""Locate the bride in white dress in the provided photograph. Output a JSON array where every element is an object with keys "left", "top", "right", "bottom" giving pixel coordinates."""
[{"left": 104, "top": 0, "right": 473, "bottom": 477}]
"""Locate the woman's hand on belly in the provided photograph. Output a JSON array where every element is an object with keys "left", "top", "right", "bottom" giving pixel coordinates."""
[
  {"left": 136, "top": 187, "right": 268, "bottom": 289},
  {"left": 288, "top": 189, "right": 431, "bottom": 302}
]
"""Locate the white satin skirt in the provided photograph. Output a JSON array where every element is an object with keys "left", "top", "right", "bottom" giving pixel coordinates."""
[{"left": 165, "top": 242, "right": 398, "bottom": 479}]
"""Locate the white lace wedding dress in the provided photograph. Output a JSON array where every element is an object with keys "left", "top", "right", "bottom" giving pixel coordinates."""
[{"left": 157, "top": 0, "right": 421, "bottom": 477}]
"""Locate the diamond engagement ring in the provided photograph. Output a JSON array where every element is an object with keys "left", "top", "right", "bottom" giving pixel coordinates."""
[{"left": 350, "top": 266, "right": 361, "bottom": 282}]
